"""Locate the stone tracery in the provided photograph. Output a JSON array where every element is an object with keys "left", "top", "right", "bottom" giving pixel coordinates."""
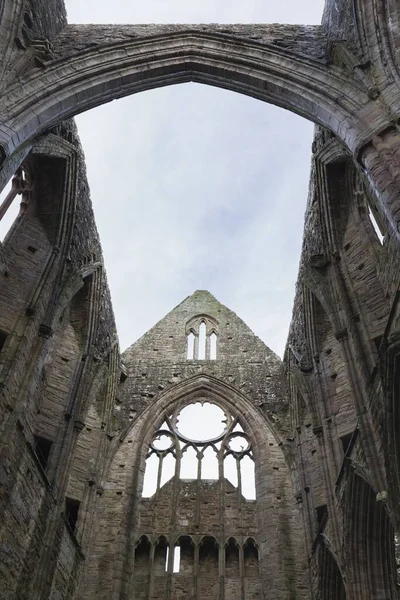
[
  {"left": 142, "top": 401, "right": 255, "bottom": 498},
  {"left": 135, "top": 399, "right": 261, "bottom": 598}
]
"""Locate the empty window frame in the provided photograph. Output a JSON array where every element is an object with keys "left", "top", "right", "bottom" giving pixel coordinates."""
[
  {"left": 134, "top": 536, "right": 151, "bottom": 572},
  {"left": 173, "top": 546, "right": 181, "bottom": 573},
  {"left": 153, "top": 538, "right": 169, "bottom": 575},
  {"left": 33, "top": 435, "right": 52, "bottom": 470},
  {"left": 141, "top": 403, "right": 255, "bottom": 499},
  {"left": 209, "top": 332, "right": 217, "bottom": 359},
  {"left": 186, "top": 317, "right": 218, "bottom": 360},
  {"left": 187, "top": 332, "right": 195, "bottom": 360},
  {"left": 65, "top": 497, "right": 80, "bottom": 533},
  {"left": 198, "top": 322, "right": 206, "bottom": 360}
]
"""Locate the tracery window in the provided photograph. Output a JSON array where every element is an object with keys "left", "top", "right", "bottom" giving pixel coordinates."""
[
  {"left": 142, "top": 401, "right": 255, "bottom": 499},
  {"left": 186, "top": 315, "right": 218, "bottom": 360},
  {"left": 135, "top": 400, "right": 261, "bottom": 599}
]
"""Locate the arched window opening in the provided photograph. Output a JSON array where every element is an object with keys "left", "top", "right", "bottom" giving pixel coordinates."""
[
  {"left": 198, "top": 321, "right": 206, "bottom": 360},
  {"left": 201, "top": 446, "right": 218, "bottom": 480},
  {"left": 134, "top": 537, "right": 151, "bottom": 571},
  {"left": 199, "top": 537, "right": 219, "bottom": 576},
  {"left": 224, "top": 454, "right": 238, "bottom": 488},
  {"left": 176, "top": 537, "right": 194, "bottom": 575},
  {"left": 154, "top": 538, "right": 169, "bottom": 574},
  {"left": 176, "top": 402, "right": 226, "bottom": 440},
  {"left": 186, "top": 332, "right": 195, "bottom": 360},
  {"left": 185, "top": 316, "right": 218, "bottom": 360},
  {"left": 136, "top": 399, "right": 261, "bottom": 598},
  {"left": 173, "top": 545, "right": 181, "bottom": 573},
  {"left": 160, "top": 453, "right": 176, "bottom": 488},
  {"left": 210, "top": 332, "right": 217, "bottom": 360},
  {"left": 65, "top": 497, "right": 80, "bottom": 533},
  {"left": 180, "top": 445, "right": 198, "bottom": 480},
  {"left": 133, "top": 537, "right": 151, "bottom": 599},
  {"left": 244, "top": 541, "right": 259, "bottom": 578},
  {"left": 0, "top": 166, "right": 31, "bottom": 242},
  {"left": 141, "top": 403, "right": 257, "bottom": 492},
  {"left": 225, "top": 538, "right": 240, "bottom": 578},
  {"left": 198, "top": 537, "right": 219, "bottom": 598},
  {"left": 223, "top": 432, "right": 255, "bottom": 500},
  {"left": 241, "top": 456, "right": 256, "bottom": 500},
  {"left": 142, "top": 453, "right": 159, "bottom": 498},
  {"left": 70, "top": 276, "right": 92, "bottom": 349},
  {"left": 153, "top": 433, "right": 174, "bottom": 451}
]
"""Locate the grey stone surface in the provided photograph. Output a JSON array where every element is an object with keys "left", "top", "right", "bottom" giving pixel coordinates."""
[{"left": 0, "top": 0, "right": 400, "bottom": 599}]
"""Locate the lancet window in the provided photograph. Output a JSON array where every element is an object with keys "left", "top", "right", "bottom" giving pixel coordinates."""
[{"left": 185, "top": 315, "right": 218, "bottom": 360}]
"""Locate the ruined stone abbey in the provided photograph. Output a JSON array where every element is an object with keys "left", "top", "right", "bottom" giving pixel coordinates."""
[{"left": 1, "top": 0, "right": 400, "bottom": 598}]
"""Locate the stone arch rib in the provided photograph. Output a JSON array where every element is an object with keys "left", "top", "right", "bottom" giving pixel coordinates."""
[{"left": 0, "top": 25, "right": 380, "bottom": 162}]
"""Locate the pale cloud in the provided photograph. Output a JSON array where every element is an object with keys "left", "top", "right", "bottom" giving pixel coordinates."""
[
  {"left": 66, "top": 0, "right": 324, "bottom": 25},
  {"left": 64, "top": 1, "right": 324, "bottom": 357}
]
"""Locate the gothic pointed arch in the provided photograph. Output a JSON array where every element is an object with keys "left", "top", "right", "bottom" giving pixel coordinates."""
[
  {"left": 0, "top": 20, "right": 391, "bottom": 178},
  {"left": 80, "top": 373, "right": 305, "bottom": 600}
]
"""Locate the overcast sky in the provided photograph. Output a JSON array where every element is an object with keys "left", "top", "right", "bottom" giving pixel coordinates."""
[{"left": 64, "top": 2, "right": 325, "bottom": 357}]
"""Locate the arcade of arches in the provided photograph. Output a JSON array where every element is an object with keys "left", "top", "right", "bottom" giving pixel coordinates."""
[{"left": 1, "top": 0, "right": 400, "bottom": 599}]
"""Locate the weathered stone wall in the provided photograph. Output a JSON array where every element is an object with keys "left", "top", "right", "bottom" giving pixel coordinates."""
[
  {"left": 284, "top": 123, "right": 400, "bottom": 597},
  {"left": 322, "top": 0, "right": 360, "bottom": 52},
  {"left": 26, "top": 0, "right": 67, "bottom": 39},
  {"left": 52, "top": 23, "right": 329, "bottom": 63},
  {"left": 0, "top": 113, "right": 119, "bottom": 600},
  {"left": 118, "top": 290, "right": 289, "bottom": 435},
  {"left": 79, "top": 290, "right": 306, "bottom": 600},
  {"left": 1, "top": 0, "right": 400, "bottom": 599},
  {"left": 134, "top": 478, "right": 259, "bottom": 599}
]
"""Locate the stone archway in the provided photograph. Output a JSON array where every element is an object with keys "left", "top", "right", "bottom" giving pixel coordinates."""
[
  {"left": 1, "top": 17, "right": 400, "bottom": 241},
  {"left": 0, "top": 24, "right": 389, "bottom": 166},
  {"left": 80, "top": 374, "right": 306, "bottom": 600}
]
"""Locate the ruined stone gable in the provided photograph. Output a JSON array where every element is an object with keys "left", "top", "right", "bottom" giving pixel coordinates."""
[
  {"left": 117, "top": 290, "right": 289, "bottom": 437},
  {"left": 80, "top": 291, "right": 305, "bottom": 600}
]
